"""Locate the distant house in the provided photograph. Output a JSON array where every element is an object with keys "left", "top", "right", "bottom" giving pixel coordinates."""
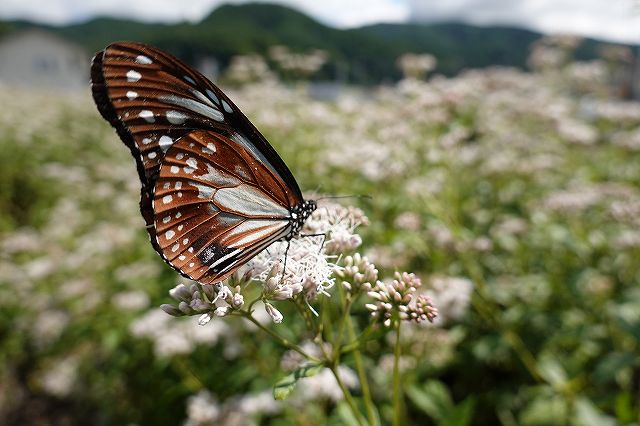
[{"left": 0, "top": 29, "right": 90, "bottom": 90}]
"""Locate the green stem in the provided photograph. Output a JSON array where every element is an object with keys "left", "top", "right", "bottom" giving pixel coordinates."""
[
  {"left": 346, "top": 315, "right": 378, "bottom": 426},
  {"left": 341, "top": 323, "right": 378, "bottom": 354},
  {"left": 318, "top": 338, "right": 365, "bottom": 426},
  {"left": 329, "top": 362, "right": 366, "bottom": 426},
  {"left": 333, "top": 285, "right": 353, "bottom": 361},
  {"left": 392, "top": 321, "right": 402, "bottom": 426},
  {"left": 240, "top": 312, "right": 322, "bottom": 364}
]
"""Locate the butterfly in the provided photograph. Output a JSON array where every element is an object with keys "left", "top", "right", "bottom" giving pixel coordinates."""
[{"left": 91, "top": 42, "right": 316, "bottom": 284}]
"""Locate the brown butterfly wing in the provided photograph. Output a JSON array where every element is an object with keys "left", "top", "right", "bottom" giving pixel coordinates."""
[
  {"left": 90, "top": 41, "right": 305, "bottom": 273},
  {"left": 152, "top": 130, "right": 295, "bottom": 284}
]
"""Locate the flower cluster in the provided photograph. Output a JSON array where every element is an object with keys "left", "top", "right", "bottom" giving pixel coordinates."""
[
  {"left": 161, "top": 282, "right": 244, "bottom": 325},
  {"left": 334, "top": 253, "right": 378, "bottom": 293},
  {"left": 250, "top": 237, "right": 336, "bottom": 304},
  {"left": 304, "top": 202, "right": 369, "bottom": 255},
  {"left": 366, "top": 272, "right": 438, "bottom": 327}
]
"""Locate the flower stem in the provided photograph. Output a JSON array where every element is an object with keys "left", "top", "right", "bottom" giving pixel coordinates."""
[
  {"left": 333, "top": 284, "right": 353, "bottom": 361},
  {"left": 317, "top": 338, "right": 365, "bottom": 426},
  {"left": 239, "top": 312, "right": 322, "bottom": 364},
  {"left": 346, "top": 315, "right": 378, "bottom": 426},
  {"left": 328, "top": 363, "right": 366, "bottom": 426},
  {"left": 392, "top": 321, "right": 402, "bottom": 426}
]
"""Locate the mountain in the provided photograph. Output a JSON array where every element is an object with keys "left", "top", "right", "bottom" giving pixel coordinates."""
[{"left": 0, "top": 3, "right": 634, "bottom": 83}]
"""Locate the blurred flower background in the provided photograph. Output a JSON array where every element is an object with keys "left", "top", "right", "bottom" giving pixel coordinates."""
[{"left": 1, "top": 0, "right": 640, "bottom": 425}]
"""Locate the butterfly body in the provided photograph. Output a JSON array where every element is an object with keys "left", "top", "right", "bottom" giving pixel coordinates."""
[{"left": 91, "top": 42, "right": 315, "bottom": 284}]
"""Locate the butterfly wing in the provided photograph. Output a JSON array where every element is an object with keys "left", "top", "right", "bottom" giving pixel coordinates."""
[
  {"left": 90, "top": 41, "right": 306, "bottom": 281},
  {"left": 90, "top": 42, "right": 303, "bottom": 217},
  {"left": 153, "top": 130, "right": 294, "bottom": 283}
]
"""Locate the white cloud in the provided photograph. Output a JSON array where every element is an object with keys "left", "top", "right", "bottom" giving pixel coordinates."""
[
  {"left": 0, "top": 0, "right": 638, "bottom": 43},
  {"left": 408, "top": 0, "right": 640, "bottom": 43},
  {"left": 0, "top": 0, "right": 408, "bottom": 26},
  {"left": 265, "top": 0, "right": 409, "bottom": 27},
  {"left": 0, "top": 0, "right": 221, "bottom": 24}
]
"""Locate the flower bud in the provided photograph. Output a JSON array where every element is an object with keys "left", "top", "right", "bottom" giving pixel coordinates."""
[
  {"left": 160, "top": 304, "right": 183, "bottom": 317},
  {"left": 264, "top": 302, "right": 283, "bottom": 324}
]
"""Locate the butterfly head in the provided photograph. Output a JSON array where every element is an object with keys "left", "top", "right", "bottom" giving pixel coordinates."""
[{"left": 288, "top": 200, "right": 317, "bottom": 239}]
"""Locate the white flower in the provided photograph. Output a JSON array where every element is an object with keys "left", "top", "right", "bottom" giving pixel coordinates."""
[
  {"left": 251, "top": 238, "right": 335, "bottom": 302},
  {"left": 425, "top": 276, "right": 473, "bottom": 325},
  {"left": 264, "top": 302, "right": 283, "bottom": 324},
  {"left": 38, "top": 356, "right": 79, "bottom": 398},
  {"left": 111, "top": 290, "right": 150, "bottom": 311},
  {"left": 184, "top": 390, "right": 220, "bottom": 426}
]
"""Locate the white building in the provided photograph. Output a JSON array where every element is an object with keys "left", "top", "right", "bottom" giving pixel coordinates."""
[{"left": 0, "top": 29, "right": 90, "bottom": 90}]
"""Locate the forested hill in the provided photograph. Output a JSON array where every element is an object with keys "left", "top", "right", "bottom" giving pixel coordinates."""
[{"left": 0, "top": 3, "right": 633, "bottom": 83}]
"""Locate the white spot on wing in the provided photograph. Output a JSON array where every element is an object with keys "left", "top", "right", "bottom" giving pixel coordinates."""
[
  {"left": 167, "top": 110, "right": 187, "bottom": 125},
  {"left": 190, "top": 181, "right": 216, "bottom": 199},
  {"left": 222, "top": 99, "right": 233, "bottom": 113},
  {"left": 165, "top": 230, "right": 175, "bottom": 240},
  {"left": 191, "top": 89, "right": 215, "bottom": 107},
  {"left": 225, "top": 220, "right": 288, "bottom": 247},
  {"left": 126, "top": 70, "right": 141, "bottom": 82},
  {"left": 209, "top": 248, "right": 242, "bottom": 270},
  {"left": 159, "top": 136, "right": 173, "bottom": 152},
  {"left": 175, "top": 181, "right": 182, "bottom": 190},
  {"left": 214, "top": 184, "right": 289, "bottom": 217},
  {"left": 142, "top": 137, "right": 152, "bottom": 145},
  {"left": 184, "top": 76, "right": 196, "bottom": 84},
  {"left": 126, "top": 91, "right": 138, "bottom": 100},
  {"left": 135, "top": 55, "right": 152, "bottom": 64},
  {"left": 162, "top": 195, "right": 173, "bottom": 204},
  {"left": 148, "top": 152, "right": 157, "bottom": 159},
  {"left": 206, "top": 89, "right": 220, "bottom": 105},
  {"left": 139, "top": 110, "right": 155, "bottom": 123},
  {"left": 234, "top": 164, "right": 250, "bottom": 180},
  {"left": 202, "top": 143, "right": 216, "bottom": 155},
  {"left": 186, "top": 158, "right": 197, "bottom": 169},
  {"left": 158, "top": 94, "right": 223, "bottom": 122},
  {"left": 170, "top": 166, "right": 179, "bottom": 174},
  {"left": 200, "top": 164, "right": 241, "bottom": 187},
  {"left": 171, "top": 243, "right": 180, "bottom": 253},
  {"left": 162, "top": 216, "right": 170, "bottom": 223}
]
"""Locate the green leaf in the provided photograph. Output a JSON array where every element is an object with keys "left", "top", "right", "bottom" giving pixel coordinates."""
[
  {"left": 336, "top": 401, "right": 361, "bottom": 426},
  {"left": 574, "top": 397, "right": 616, "bottom": 426},
  {"left": 408, "top": 381, "right": 475, "bottom": 426},
  {"left": 536, "top": 355, "right": 568, "bottom": 388},
  {"left": 441, "top": 397, "right": 476, "bottom": 426},
  {"left": 273, "top": 363, "right": 324, "bottom": 400},
  {"left": 520, "top": 391, "right": 568, "bottom": 426},
  {"left": 614, "top": 392, "right": 634, "bottom": 424},
  {"left": 407, "top": 380, "right": 453, "bottom": 421},
  {"left": 593, "top": 351, "right": 637, "bottom": 385}
]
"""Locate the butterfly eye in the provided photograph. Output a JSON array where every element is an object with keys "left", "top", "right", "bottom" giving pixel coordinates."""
[{"left": 91, "top": 42, "right": 316, "bottom": 283}]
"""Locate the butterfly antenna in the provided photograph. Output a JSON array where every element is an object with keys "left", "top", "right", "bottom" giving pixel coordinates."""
[{"left": 315, "top": 194, "right": 372, "bottom": 202}]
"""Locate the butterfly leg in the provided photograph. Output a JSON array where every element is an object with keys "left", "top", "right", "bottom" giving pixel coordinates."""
[
  {"left": 281, "top": 239, "right": 291, "bottom": 284},
  {"left": 301, "top": 232, "right": 326, "bottom": 254}
]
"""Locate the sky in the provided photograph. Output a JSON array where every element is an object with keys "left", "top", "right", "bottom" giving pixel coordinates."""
[{"left": 0, "top": 0, "right": 638, "bottom": 44}]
